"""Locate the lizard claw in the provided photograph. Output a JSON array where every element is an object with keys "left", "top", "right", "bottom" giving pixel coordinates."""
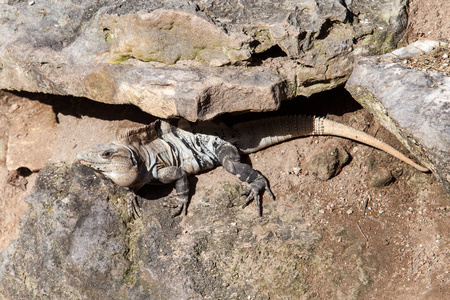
[
  {"left": 126, "top": 192, "right": 141, "bottom": 220},
  {"left": 163, "top": 194, "right": 189, "bottom": 217},
  {"left": 171, "top": 201, "right": 186, "bottom": 217},
  {"left": 241, "top": 175, "right": 275, "bottom": 216},
  {"left": 171, "top": 199, "right": 189, "bottom": 217}
]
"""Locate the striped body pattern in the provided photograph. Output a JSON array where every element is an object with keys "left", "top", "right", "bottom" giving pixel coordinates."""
[
  {"left": 77, "top": 115, "right": 428, "bottom": 217},
  {"left": 143, "top": 122, "right": 227, "bottom": 176}
]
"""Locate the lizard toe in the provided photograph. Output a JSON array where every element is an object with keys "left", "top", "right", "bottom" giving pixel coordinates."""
[
  {"left": 171, "top": 204, "right": 184, "bottom": 217},
  {"left": 126, "top": 192, "right": 141, "bottom": 220},
  {"left": 164, "top": 195, "right": 189, "bottom": 217},
  {"left": 171, "top": 200, "right": 188, "bottom": 217},
  {"left": 241, "top": 192, "right": 254, "bottom": 208},
  {"left": 240, "top": 176, "right": 275, "bottom": 216}
]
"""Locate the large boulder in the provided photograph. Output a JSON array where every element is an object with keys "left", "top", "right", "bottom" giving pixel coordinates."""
[
  {"left": 0, "top": 163, "right": 360, "bottom": 299},
  {"left": 0, "top": 0, "right": 408, "bottom": 121},
  {"left": 346, "top": 40, "right": 450, "bottom": 192}
]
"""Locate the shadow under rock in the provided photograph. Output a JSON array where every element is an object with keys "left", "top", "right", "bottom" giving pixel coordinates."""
[
  {"left": 213, "top": 86, "right": 363, "bottom": 125},
  {"left": 8, "top": 85, "right": 361, "bottom": 126},
  {"left": 8, "top": 90, "right": 155, "bottom": 124}
]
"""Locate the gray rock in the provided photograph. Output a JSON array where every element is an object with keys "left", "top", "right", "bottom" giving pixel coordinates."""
[
  {"left": 0, "top": 163, "right": 378, "bottom": 299},
  {"left": 306, "top": 141, "right": 350, "bottom": 181},
  {"left": 0, "top": 164, "right": 195, "bottom": 299},
  {"left": 0, "top": 0, "right": 408, "bottom": 121},
  {"left": 346, "top": 40, "right": 450, "bottom": 192},
  {"left": 390, "top": 40, "right": 446, "bottom": 59},
  {"left": 369, "top": 168, "right": 394, "bottom": 187}
]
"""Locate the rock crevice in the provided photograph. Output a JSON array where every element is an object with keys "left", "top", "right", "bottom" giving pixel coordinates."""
[{"left": 0, "top": 0, "right": 409, "bottom": 121}]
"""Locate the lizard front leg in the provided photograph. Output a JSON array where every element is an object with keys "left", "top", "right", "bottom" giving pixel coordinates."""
[
  {"left": 217, "top": 144, "right": 275, "bottom": 216},
  {"left": 158, "top": 166, "right": 190, "bottom": 216}
]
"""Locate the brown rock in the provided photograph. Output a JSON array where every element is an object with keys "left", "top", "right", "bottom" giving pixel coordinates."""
[
  {"left": 306, "top": 141, "right": 350, "bottom": 181},
  {"left": 6, "top": 100, "right": 57, "bottom": 171}
]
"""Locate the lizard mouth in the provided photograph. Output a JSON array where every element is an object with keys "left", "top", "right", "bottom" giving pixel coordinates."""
[{"left": 77, "top": 158, "right": 88, "bottom": 165}]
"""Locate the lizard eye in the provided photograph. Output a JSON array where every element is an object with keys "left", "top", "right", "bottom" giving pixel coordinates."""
[{"left": 101, "top": 150, "right": 113, "bottom": 158}]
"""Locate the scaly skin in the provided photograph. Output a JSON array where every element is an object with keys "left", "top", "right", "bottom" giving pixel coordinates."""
[
  {"left": 77, "top": 120, "right": 274, "bottom": 217},
  {"left": 77, "top": 116, "right": 428, "bottom": 218}
]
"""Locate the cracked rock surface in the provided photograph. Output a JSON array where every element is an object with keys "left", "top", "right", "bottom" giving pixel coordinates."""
[
  {"left": 346, "top": 40, "right": 450, "bottom": 192},
  {"left": 0, "top": 164, "right": 323, "bottom": 299},
  {"left": 0, "top": 0, "right": 407, "bottom": 121}
]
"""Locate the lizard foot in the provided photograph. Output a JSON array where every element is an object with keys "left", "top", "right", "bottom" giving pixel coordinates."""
[
  {"left": 241, "top": 175, "right": 275, "bottom": 216},
  {"left": 162, "top": 192, "right": 190, "bottom": 217},
  {"left": 126, "top": 191, "right": 141, "bottom": 220}
]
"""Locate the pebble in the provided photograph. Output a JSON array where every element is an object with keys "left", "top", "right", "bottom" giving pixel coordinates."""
[
  {"left": 369, "top": 168, "right": 393, "bottom": 187},
  {"left": 443, "top": 53, "right": 449, "bottom": 59},
  {"left": 9, "top": 103, "right": 20, "bottom": 113},
  {"left": 347, "top": 209, "right": 353, "bottom": 215}
]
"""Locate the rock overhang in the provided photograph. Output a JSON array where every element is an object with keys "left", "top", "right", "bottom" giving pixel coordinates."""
[{"left": 0, "top": 0, "right": 409, "bottom": 121}]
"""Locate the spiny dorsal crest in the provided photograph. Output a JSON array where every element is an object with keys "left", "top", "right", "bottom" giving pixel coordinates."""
[{"left": 116, "top": 120, "right": 160, "bottom": 144}]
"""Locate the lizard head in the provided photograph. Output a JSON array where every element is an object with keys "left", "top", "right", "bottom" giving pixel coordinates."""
[{"left": 77, "top": 143, "right": 139, "bottom": 187}]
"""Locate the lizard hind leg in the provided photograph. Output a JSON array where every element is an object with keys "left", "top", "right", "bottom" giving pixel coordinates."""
[{"left": 217, "top": 144, "right": 275, "bottom": 216}]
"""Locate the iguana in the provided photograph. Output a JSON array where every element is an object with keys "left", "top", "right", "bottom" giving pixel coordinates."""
[{"left": 77, "top": 115, "right": 429, "bottom": 218}]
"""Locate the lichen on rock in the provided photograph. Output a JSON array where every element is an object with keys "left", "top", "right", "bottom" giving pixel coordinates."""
[
  {"left": 101, "top": 9, "right": 251, "bottom": 66},
  {"left": 0, "top": 0, "right": 410, "bottom": 121}
]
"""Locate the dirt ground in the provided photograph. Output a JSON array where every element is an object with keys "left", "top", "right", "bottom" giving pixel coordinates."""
[
  {"left": 0, "top": 93, "right": 37, "bottom": 250},
  {"left": 0, "top": 1, "right": 449, "bottom": 299},
  {"left": 405, "top": 0, "right": 450, "bottom": 43}
]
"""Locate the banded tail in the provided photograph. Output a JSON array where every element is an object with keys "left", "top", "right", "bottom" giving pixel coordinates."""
[{"left": 232, "top": 115, "right": 429, "bottom": 173}]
